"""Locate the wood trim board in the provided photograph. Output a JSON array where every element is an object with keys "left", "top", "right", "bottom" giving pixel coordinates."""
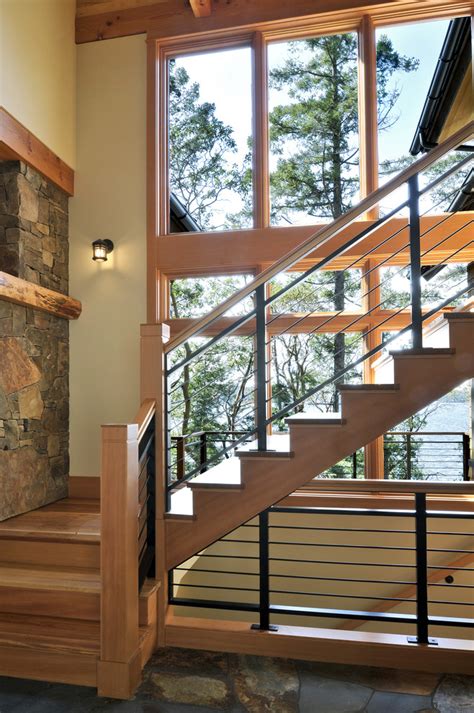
[
  {"left": 0, "top": 108, "right": 74, "bottom": 196},
  {"left": 165, "top": 614, "right": 474, "bottom": 675}
]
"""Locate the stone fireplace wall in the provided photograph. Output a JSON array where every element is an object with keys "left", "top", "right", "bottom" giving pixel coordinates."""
[{"left": 0, "top": 161, "right": 69, "bottom": 520}]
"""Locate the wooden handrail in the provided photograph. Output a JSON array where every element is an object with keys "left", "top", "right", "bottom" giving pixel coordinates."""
[
  {"left": 135, "top": 398, "right": 156, "bottom": 442},
  {"left": 165, "top": 120, "right": 474, "bottom": 354},
  {"left": 300, "top": 478, "right": 474, "bottom": 495}
]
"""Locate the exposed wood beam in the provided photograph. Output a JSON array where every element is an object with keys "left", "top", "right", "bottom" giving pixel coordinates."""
[
  {"left": 75, "top": 0, "right": 472, "bottom": 44},
  {"left": 190, "top": 0, "right": 212, "bottom": 18},
  {"left": 0, "top": 108, "right": 74, "bottom": 196},
  {"left": 0, "top": 271, "right": 82, "bottom": 320},
  {"left": 167, "top": 308, "right": 436, "bottom": 339},
  {"left": 156, "top": 214, "right": 474, "bottom": 277}
]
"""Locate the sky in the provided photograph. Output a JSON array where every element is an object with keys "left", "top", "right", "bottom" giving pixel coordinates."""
[{"left": 171, "top": 18, "right": 452, "bottom": 225}]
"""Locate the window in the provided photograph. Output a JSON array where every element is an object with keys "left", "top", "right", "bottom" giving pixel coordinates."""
[
  {"left": 268, "top": 33, "right": 360, "bottom": 226},
  {"left": 168, "top": 46, "right": 253, "bottom": 233}
]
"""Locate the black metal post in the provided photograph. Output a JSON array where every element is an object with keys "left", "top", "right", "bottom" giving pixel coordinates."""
[
  {"left": 164, "top": 355, "right": 172, "bottom": 512},
  {"left": 251, "top": 509, "right": 276, "bottom": 631},
  {"left": 462, "top": 434, "right": 470, "bottom": 481},
  {"left": 408, "top": 174, "right": 423, "bottom": 351},
  {"left": 255, "top": 284, "right": 268, "bottom": 451},
  {"left": 200, "top": 432, "right": 208, "bottom": 474},
  {"left": 352, "top": 451, "right": 357, "bottom": 479},
  {"left": 407, "top": 434, "right": 412, "bottom": 480},
  {"left": 414, "top": 492, "right": 429, "bottom": 644}
]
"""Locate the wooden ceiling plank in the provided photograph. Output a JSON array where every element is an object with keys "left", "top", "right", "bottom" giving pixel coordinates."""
[
  {"left": 190, "top": 0, "right": 212, "bottom": 18},
  {"left": 75, "top": 0, "right": 473, "bottom": 45}
]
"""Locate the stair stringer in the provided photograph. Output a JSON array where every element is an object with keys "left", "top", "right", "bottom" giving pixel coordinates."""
[{"left": 165, "top": 317, "right": 474, "bottom": 569}]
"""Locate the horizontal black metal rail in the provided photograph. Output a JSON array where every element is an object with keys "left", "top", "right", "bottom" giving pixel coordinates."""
[{"left": 170, "top": 500, "right": 474, "bottom": 642}]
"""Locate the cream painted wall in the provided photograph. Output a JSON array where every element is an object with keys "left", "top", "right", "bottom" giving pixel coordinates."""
[
  {"left": 0, "top": 0, "right": 76, "bottom": 167},
  {"left": 69, "top": 34, "right": 147, "bottom": 477}
]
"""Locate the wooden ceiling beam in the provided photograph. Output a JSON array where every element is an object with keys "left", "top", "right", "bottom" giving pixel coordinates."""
[
  {"left": 75, "top": 0, "right": 473, "bottom": 44},
  {"left": 190, "top": 0, "right": 212, "bottom": 18}
]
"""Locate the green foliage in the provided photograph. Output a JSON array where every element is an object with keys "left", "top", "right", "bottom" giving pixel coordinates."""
[{"left": 169, "top": 62, "right": 243, "bottom": 230}]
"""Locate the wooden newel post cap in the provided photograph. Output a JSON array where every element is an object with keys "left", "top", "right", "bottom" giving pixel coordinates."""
[{"left": 140, "top": 323, "right": 170, "bottom": 343}]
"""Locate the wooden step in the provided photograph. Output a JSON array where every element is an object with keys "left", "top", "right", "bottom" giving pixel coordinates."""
[
  {"left": 337, "top": 383, "right": 399, "bottom": 392},
  {"left": 237, "top": 434, "right": 293, "bottom": 459},
  {"left": 0, "top": 497, "right": 100, "bottom": 568},
  {"left": 0, "top": 613, "right": 99, "bottom": 687},
  {"left": 0, "top": 564, "right": 100, "bottom": 620},
  {"left": 0, "top": 563, "right": 156, "bottom": 624},
  {"left": 444, "top": 312, "right": 474, "bottom": 321},
  {"left": 286, "top": 414, "right": 346, "bottom": 426},
  {"left": 390, "top": 347, "right": 455, "bottom": 358}
]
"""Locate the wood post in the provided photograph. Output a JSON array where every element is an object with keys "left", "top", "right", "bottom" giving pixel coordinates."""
[
  {"left": 98, "top": 424, "right": 141, "bottom": 699},
  {"left": 362, "top": 259, "right": 385, "bottom": 478},
  {"left": 140, "top": 323, "right": 170, "bottom": 645}
]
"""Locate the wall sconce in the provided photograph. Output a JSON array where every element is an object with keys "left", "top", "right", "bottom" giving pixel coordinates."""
[{"left": 92, "top": 239, "right": 114, "bottom": 262}]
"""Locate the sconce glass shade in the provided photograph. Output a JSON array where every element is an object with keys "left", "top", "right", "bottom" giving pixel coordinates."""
[{"left": 92, "top": 239, "right": 114, "bottom": 262}]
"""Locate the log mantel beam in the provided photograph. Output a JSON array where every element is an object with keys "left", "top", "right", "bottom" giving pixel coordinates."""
[{"left": 0, "top": 271, "right": 82, "bottom": 320}]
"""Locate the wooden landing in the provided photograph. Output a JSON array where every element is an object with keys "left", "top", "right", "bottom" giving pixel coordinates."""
[{"left": 0, "top": 497, "right": 100, "bottom": 542}]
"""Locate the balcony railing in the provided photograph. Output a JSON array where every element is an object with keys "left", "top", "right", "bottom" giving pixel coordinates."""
[{"left": 170, "top": 481, "right": 474, "bottom": 645}]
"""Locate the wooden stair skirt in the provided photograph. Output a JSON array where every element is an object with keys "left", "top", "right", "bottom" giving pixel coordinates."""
[{"left": 0, "top": 498, "right": 158, "bottom": 691}]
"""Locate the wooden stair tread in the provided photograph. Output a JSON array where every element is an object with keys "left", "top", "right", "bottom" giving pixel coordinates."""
[
  {"left": 237, "top": 433, "right": 292, "bottom": 458},
  {"left": 444, "top": 311, "right": 474, "bottom": 320},
  {"left": 0, "top": 500, "right": 100, "bottom": 543},
  {"left": 337, "top": 383, "right": 399, "bottom": 391},
  {"left": 286, "top": 413, "right": 346, "bottom": 426},
  {"left": 0, "top": 563, "right": 101, "bottom": 593},
  {"left": 389, "top": 347, "right": 455, "bottom": 357}
]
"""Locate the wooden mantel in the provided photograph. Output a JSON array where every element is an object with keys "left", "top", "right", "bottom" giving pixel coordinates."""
[
  {"left": 0, "top": 108, "right": 74, "bottom": 197},
  {"left": 0, "top": 271, "right": 82, "bottom": 320}
]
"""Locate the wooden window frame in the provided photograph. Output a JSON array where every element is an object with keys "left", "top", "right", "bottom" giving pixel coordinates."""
[{"left": 147, "top": 4, "right": 472, "bottom": 322}]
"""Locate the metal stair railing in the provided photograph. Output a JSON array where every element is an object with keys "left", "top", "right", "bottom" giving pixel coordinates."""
[{"left": 163, "top": 122, "right": 474, "bottom": 497}]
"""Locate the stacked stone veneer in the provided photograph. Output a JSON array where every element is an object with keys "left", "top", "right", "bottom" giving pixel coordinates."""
[{"left": 0, "top": 161, "right": 69, "bottom": 520}]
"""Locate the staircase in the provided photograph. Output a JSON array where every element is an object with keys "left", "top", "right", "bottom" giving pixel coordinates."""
[
  {"left": 0, "top": 496, "right": 157, "bottom": 688},
  {"left": 165, "top": 313, "right": 474, "bottom": 568},
  {"left": 0, "top": 123, "right": 472, "bottom": 698}
]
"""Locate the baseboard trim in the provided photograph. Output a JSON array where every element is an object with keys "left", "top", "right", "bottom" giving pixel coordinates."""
[
  {"left": 165, "top": 614, "right": 474, "bottom": 675},
  {"left": 69, "top": 476, "right": 100, "bottom": 500}
]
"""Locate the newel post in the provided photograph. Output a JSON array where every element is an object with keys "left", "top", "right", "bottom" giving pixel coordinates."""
[
  {"left": 140, "top": 323, "right": 170, "bottom": 645},
  {"left": 98, "top": 423, "right": 141, "bottom": 699}
]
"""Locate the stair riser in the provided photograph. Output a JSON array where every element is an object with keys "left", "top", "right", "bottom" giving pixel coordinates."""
[
  {"left": 0, "top": 539, "right": 100, "bottom": 569},
  {"left": 394, "top": 356, "right": 474, "bottom": 390},
  {"left": 0, "top": 643, "right": 97, "bottom": 687},
  {"left": 340, "top": 392, "right": 400, "bottom": 421},
  {"left": 447, "top": 321, "right": 474, "bottom": 355},
  {"left": 0, "top": 588, "right": 100, "bottom": 621}
]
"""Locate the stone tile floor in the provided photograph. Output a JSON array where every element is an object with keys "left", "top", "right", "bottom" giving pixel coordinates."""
[{"left": 0, "top": 649, "right": 472, "bottom": 712}]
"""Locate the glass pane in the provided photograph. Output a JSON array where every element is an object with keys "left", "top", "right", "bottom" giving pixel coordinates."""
[
  {"left": 168, "top": 47, "right": 253, "bottom": 233},
  {"left": 169, "top": 275, "right": 254, "bottom": 319},
  {"left": 376, "top": 19, "right": 452, "bottom": 203},
  {"left": 268, "top": 33, "right": 360, "bottom": 226}
]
